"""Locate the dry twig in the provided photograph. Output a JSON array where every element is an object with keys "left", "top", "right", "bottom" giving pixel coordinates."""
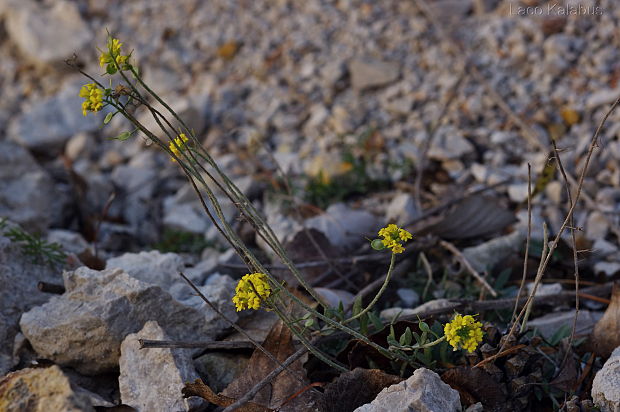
[{"left": 439, "top": 240, "right": 498, "bottom": 297}]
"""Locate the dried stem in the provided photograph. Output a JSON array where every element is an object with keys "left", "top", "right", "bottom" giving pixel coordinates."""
[
  {"left": 439, "top": 240, "right": 498, "bottom": 297},
  {"left": 512, "top": 163, "right": 532, "bottom": 323}
]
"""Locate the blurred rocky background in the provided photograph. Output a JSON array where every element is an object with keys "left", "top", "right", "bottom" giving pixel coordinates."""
[{"left": 1, "top": 0, "right": 620, "bottom": 410}]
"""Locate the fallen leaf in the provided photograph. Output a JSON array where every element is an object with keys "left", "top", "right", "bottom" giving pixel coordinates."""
[
  {"left": 272, "top": 229, "right": 340, "bottom": 287},
  {"left": 590, "top": 282, "right": 620, "bottom": 358},
  {"left": 423, "top": 195, "right": 516, "bottom": 239},
  {"left": 319, "top": 368, "right": 401, "bottom": 412},
  {"left": 441, "top": 367, "right": 508, "bottom": 412},
  {"left": 182, "top": 379, "right": 272, "bottom": 412},
  {"left": 550, "top": 352, "right": 578, "bottom": 393},
  {"left": 222, "top": 320, "right": 316, "bottom": 411}
]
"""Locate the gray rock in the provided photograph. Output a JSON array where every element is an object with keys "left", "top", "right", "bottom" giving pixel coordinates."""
[
  {"left": 19, "top": 267, "right": 228, "bottom": 374},
  {"left": 111, "top": 164, "right": 160, "bottom": 244},
  {"left": 163, "top": 201, "right": 210, "bottom": 234},
  {"left": 315, "top": 288, "right": 355, "bottom": 309},
  {"left": 65, "top": 133, "right": 95, "bottom": 160},
  {"left": 507, "top": 183, "right": 529, "bottom": 203},
  {"left": 305, "top": 203, "right": 379, "bottom": 248},
  {"left": 176, "top": 273, "right": 238, "bottom": 325},
  {"left": 119, "top": 321, "right": 202, "bottom": 412},
  {"left": 106, "top": 250, "right": 184, "bottom": 292},
  {"left": 381, "top": 299, "right": 458, "bottom": 320},
  {"left": 586, "top": 87, "right": 620, "bottom": 110},
  {"left": 427, "top": 127, "right": 474, "bottom": 160},
  {"left": 349, "top": 58, "right": 400, "bottom": 91},
  {"left": 183, "top": 255, "right": 220, "bottom": 285},
  {"left": 397, "top": 288, "right": 420, "bottom": 308},
  {"left": 528, "top": 310, "right": 603, "bottom": 339},
  {"left": 194, "top": 351, "right": 250, "bottom": 393},
  {"left": 386, "top": 193, "right": 419, "bottom": 226},
  {"left": 462, "top": 230, "right": 525, "bottom": 272},
  {"left": 465, "top": 403, "right": 484, "bottom": 412},
  {"left": 592, "top": 346, "right": 620, "bottom": 412},
  {"left": 586, "top": 211, "right": 609, "bottom": 240},
  {"left": 0, "top": 141, "right": 55, "bottom": 232},
  {"left": 526, "top": 282, "right": 563, "bottom": 297},
  {"left": 4, "top": 0, "right": 92, "bottom": 66},
  {"left": 0, "top": 228, "right": 61, "bottom": 375},
  {"left": 594, "top": 261, "right": 620, "bottom": 277},
  {"left": 0, "top": 365, "right": 94, "bottom": 411},
  {"left": 9, "top": 80, "right": 101, "bottom": 151},
  {"left": 46, "top": 230, "right": 89, "bottom": 255},
  {"left": 354, "top": 367, "right": 461, "bottom": 412}
]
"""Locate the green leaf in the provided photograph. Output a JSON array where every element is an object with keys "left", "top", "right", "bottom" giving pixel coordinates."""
[
  {"left": 304, "top": 318, "right": 315, "bottom": 328},
  {"left": 106, "top": 64, "right": 117, "bottom": 75},
  {"left": 371, "top": 239, "right": 385, "bottom": 250},
  {"left": 337, "top": 301, "right": 345, "bottom": 320},
  {"left": 387, "top": 335, "right": 399, "bottom": 347},
  {"left": 399, "top": 327, "right": 413, "bottom": 346},
  {"left": 352, "top": 296, "right": 363, "bottom": 317},
  {"left": 359, "top": 312, "right": 369, "bottom": 336},
  {"left": 549, "top": 324, "right": 571, "bottom": 346},
  {"left": 103, "top": 112, "right": 115, "bottom": 124},
  {"left": 419, "top": 321, "right": 431, "bottom": 333},
  {"left": 388, "top": 325, "right": 396, "bottom": 341},
  {"left": 494, "top": 268, "right": 512, "bottom": 290},
  {"left": 368, "top": 311, "right": 384, "bottom": 331},
  {"left": 110, "top": 131, "right": 132, "bottom": 141}
]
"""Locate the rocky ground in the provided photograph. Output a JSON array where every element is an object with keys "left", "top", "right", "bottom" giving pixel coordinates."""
[{"left": 1, "top": 0, "right": 620, "bottom": 411}]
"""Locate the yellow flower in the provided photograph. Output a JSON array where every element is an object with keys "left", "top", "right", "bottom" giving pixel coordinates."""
[
  {"left": 232, "top": 273, "right": 272, "bottom": 311},
  {"left": 377, "top": 224, "right": 413, "bottom": 254},
  {"left": 99, "top": 37, "right": 129, "bottom": 71},
  {"left": 168, "top": 133, "right": 189, "bottom": 161},
  {"left": 444, "top": 314, "right": 484, "bottom": 353},
  {"left": 79, "top": 83, "right": 104, "bottom": 116}
]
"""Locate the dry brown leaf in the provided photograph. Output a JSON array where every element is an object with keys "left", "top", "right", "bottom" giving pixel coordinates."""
[
  {"left": 441, "top": 367, "right": 508, "bottom": 412},
  {"left": 590, "top": 282, "right": 620, "bottom": 358},
  {"left": 182, "top": 379, "right": 272, "bottom": 412},
  {"left": 272, "top": 229, "right": 339, "bottom": 287},
  {"left": 550, "top": 352, "right": 578, "bottom": 393},
  {"left": 222, "top": 320, "right": 316, "bottom": 411},
  {"left": 319, "top": 368, "right": 402, "bottom": 412},
  {"left": 423, "top": 195, "right": 516, "bottom": 240}
]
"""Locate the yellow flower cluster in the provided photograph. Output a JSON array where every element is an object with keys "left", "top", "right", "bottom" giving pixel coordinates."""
[
  {"left": 79, "top": 83, "right": 104, "bottom": 116},
  {"left": 232, "top": 273, "right": 272, "bottom": 311},
  {"left": 100, "top": 38, "right": 128, "bottom": 72},
  {"left": 378, "top": 224, "right": 413, "bottom": 254},
  {"left": 444, "top": 314, "right": 484, "bottom": 353},
  {"left": 169, "top": 133, "right": 189, "bottom": 161}
]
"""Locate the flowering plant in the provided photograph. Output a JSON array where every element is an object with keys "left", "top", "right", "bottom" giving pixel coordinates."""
[{"left": 71, "top": 34, "right": 485, "bottom": 373}]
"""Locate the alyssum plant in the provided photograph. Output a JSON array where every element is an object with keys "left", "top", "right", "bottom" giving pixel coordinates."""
[{"left": 71, "top": 35, "right": 483, "bottom": 372}]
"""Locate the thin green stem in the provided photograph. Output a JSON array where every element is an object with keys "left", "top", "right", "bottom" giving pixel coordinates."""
[
  {"left": 344, "top": 252, "right": 396, "bottom": 324},
  {"left": 390, "top": 335, "right": 446, "bottom": 351}
]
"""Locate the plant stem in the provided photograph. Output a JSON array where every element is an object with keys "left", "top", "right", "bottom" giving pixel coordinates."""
[{"left": 344, "top": 253, "right": 396, "bottom": 324}]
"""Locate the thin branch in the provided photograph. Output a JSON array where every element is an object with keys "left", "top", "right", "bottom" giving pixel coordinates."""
[
  {"left": 552, "top": 139, "right": 581, "bottom": 366},
  {"left": 439, "top": 240, "right": 498, "bottom": 297},
  {"left": 397, "top": 282, "right": 613, "bottom": 322},
  {"left": 512, "top": 163, "right": 532, "bottom": 323},
  {"left": 139, "top": 339, "right": 255, "bottom": 350}
]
